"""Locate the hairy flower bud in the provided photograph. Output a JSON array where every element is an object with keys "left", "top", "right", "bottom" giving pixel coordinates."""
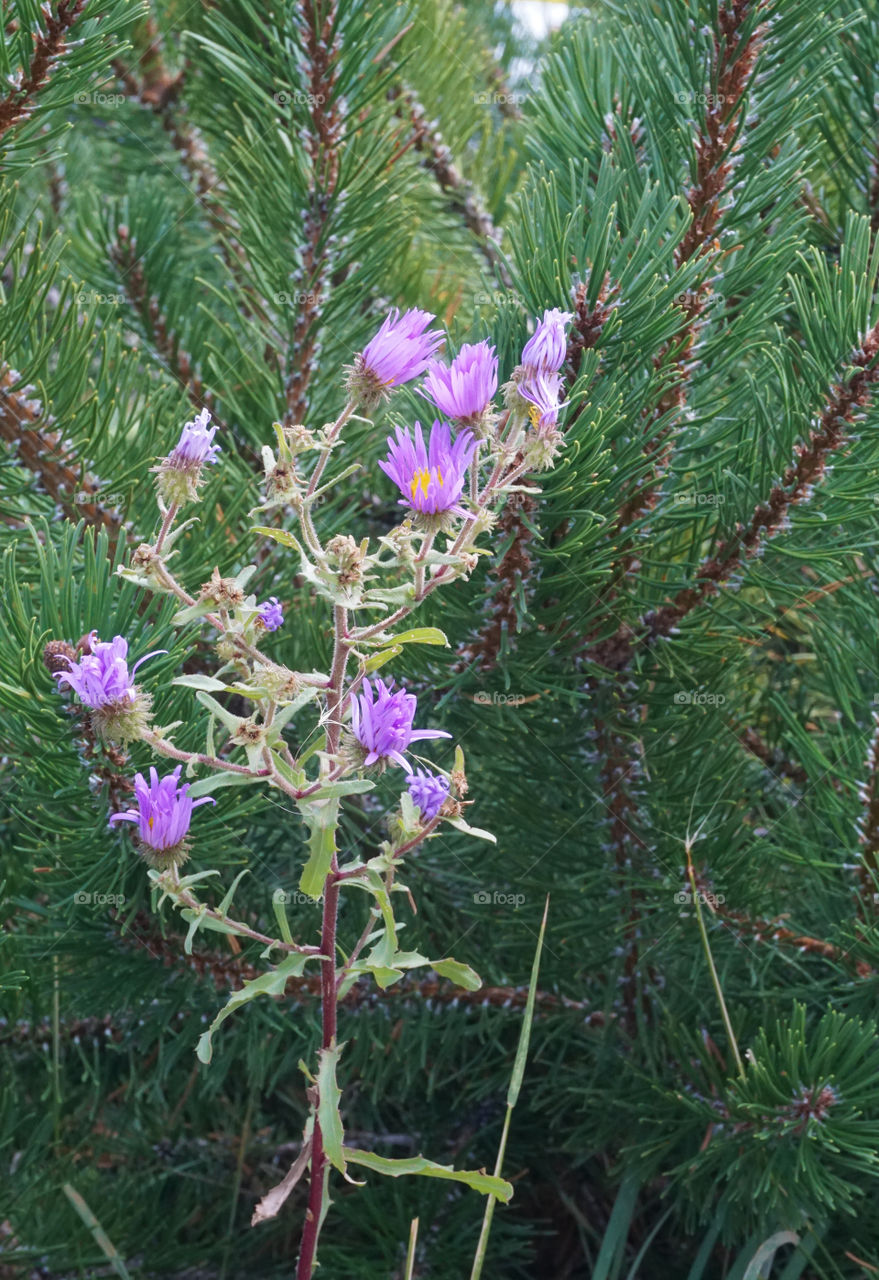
[
  {"left": 42, "top": 639, "right": 77, "bottom": 675},
  {"left": 326, "top": 534, "right": 366, "bottom": 588},
  {"left": 200, "top": 567, "right": 244, "bottom": 608}
]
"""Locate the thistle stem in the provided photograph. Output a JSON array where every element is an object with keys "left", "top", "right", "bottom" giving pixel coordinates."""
[{"left": 296, "top": 607, "right": 349, "bottom": 1278}]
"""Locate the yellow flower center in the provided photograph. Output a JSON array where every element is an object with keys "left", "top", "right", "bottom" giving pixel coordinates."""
[
  {"left": 410, "top": 467, "right": 443, "bottom": 501},
  {"left": 528, "top": 403, "right": 541, "bottom": 429}
]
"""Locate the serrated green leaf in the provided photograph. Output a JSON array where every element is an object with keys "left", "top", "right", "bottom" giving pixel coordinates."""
[
  {"left": 196, "top": 952, "right": 314, "bottom": 1064},
  {"left": 432, "top": 958, "right": 482, "bottom": 992},
  {"left": 341, "top": 1149, "right": 512, "bottom": 1201}
]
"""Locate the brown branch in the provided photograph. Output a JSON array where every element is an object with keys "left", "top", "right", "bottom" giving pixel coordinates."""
[
  {"left": 118, "top": 910, "right": 604, "bottom": 1020},
  {"left": 0, "top": 0, "right": 86, "bottom": 138},
  {"left": 389, "top": 85, "right": 512, "bottom": 289},
  {"left": 457, "top": 488, "right": 538, "bottom": 671},
  {"left": 610, "top": 0, "right": 768, "bottom": 542},
  {"left": 856, "top": 713, "right": 879, "bottom": 911},
  {"left": 686, "top": 864, "right": 873, "bottom": 976},
  {"left": 597, "top": 716, "right": 656, "bottom": 1031},
  {"left": 109, "top": 226, "right": 217, "bottom": 421},
  {"left": 110, "top": 24, "right": 269, "bottom": 329},
  {"left": 738, "top": 725, "right": 809, "bottom": 787},
  {"left": 283, "top": 1, "right": 342, "bottom": 426},
  {"left": 584, "top": 318, "right": 879, "bottom": 672},
  {"left": 0, "top": 367, "right": 126, "bottom": 542}
]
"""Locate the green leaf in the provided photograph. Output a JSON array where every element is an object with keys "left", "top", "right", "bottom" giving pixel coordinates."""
[
  {"left": 196, "top": 952, "right": 314, "bottom": 1064},
  {"left": 445, "top": 817, "right": 496, "bottom": 843},
  {"left": 432, "top": 958, "right": 482, "bottom": 992},
  {"left": 364, "top": 645, "right": 403, "bottom": 672},
  {"left": 172, "top": 673, "right": 229, "bottom": 692},
  {"left": 341, "top": 1149, "right": 512, "bottom": 1202},
  {"left": 387, "top": 626, "right": 449, "bottom": 647},
  {"left": 195, "top": 690, "right": 243, "bottom": 734},
  {"left": 317, "top": 1045, "right": 350, "bottom": 1177},
  {"left": 298, "top": 797, "right": 339, "bottom": 900},
  {"left": 186, "top": 771, "right": 265, "bottom": 799}
]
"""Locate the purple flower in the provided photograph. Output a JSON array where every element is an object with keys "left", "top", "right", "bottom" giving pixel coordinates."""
[
  {"left": 110, "top": 765, "right": 214, "bottom": 863},
  {"left": 348, "top": 309, "right": 445, "bottom": 407},
  {"left": 350, "top": 678, "right": 451, "bottom": 772},
  {"left": 421, "top": 341, "right": 498, "bottom": 422},
  {"left": 257, "top": 597, "right": 284, "bottom": 631},
  {"left": 407, "top": 769, "right": 450, "bottom": 821},
  {"left": 171, "top": 409, "right": 221, "bottom": 467},
  {"left": 519, "top": 371, "right": 562, "bottom": 429},
  {"left": 521, "top": 308, "right": 573, "bottom": 376},
  {"left": 379, "top": 420, "right": 477, "bottom": 519},
  {"left": 55, "top": 635, "right": 162, "bottom": 709}
]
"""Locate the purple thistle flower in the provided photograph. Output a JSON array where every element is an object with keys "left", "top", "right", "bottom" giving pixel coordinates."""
[
  {"left": 379, "top": 420, "right": 476, "bottom": 520},
  {"left": 348, "top": 309, "right": 445, "bottom": 408},
  {"left": 257, "top": 597, "right": 284, "bottom": 631},
  {"left": 55, "top": 635, "right": 163, "bottom": 709},
  {"left": 110, "top": 765, "right": 214, "bottom": 865},
  {"left": 171, "top": 409, "right": 221, "bottom": 467},
  {"left": 407, "top": 769, "right": 450, "bottom": 821},
  {"left": 519, "top": 371, "right": 562, "bottom": 429},
  {"left": 350, "top": 678, "right": 451, "bottom": 772},
  {"left": 421, "top": 341, "right": 498, "bottom": 423},
  {"left": 156, "top": 409, "right": 221, "bottom": 504},
  {"left": 521, "top": 308, "right": 573, "bottom": 377}
]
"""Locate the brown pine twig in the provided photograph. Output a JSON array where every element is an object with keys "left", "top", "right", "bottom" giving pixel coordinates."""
[
  {"left": 0, "top": 0, "right": 86, "bottom": 138},
  {"left": 584, "top": 318, "right": 879, "bottom": 672},
  {"left": 0, "top": 367, "right": 126, "bottom": 542},
  {"left": 611, "top": 0, "right": 768, "bottom": 545},
  {"left": 283, "top": 0, "right": 342, "bottom": 426},
  {"left": 388, "top": 85, "right": 512, "bottom": 289}
]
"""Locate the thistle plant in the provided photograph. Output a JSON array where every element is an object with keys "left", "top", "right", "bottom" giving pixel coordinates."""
[{"left": 52, "top": 306, "right": 564, "bottom": 1276}]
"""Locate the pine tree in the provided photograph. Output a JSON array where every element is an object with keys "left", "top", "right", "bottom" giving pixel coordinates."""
[{"left": 7, "top": 2, "right": 879, "bottom": 1278}]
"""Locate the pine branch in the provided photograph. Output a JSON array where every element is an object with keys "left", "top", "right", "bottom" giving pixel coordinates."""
[
  {"left": 456, "top": 487, "right": 538, "bottom": 670},
  {"left": 0, "top": 366, "right": 125, "bottom": 539},
  {"left": 119, "top": 910, "right": 603, "bottom": 1019},
  {"left": 108, "top": 226, "right": 217, "bottom": 421},
  {"left": 611, "top": 0, "right": 768, "bottom": 551},
  {"left": 0, "top": 0, "right": 86, "bottom": 138},
  {"left": 738, "top": 725, "right": 810, "bottom": 787},
  {"left": 596, "top": 713, "right": 653, "bottom": 1033},
  {"left": 389, "top": 85, "right": 512, "bottom": 288},
  {"left": 111, "top": 25, "right": 268, "bottom": 327},
  {"left": 283, "top": 0, "right": 343, "bottom": 426},
  {"left": 586, "top": 318, "right": 879, "bottom": 671},
  {"left": 856, "top": 713, "right": 879, "bottom": 910}
]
